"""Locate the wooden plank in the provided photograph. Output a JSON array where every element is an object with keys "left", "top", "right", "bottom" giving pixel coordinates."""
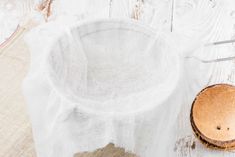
[
  {"left": 171, "top": 0, "right": 235, "bottom": 156},
  {"left": 0, "top": 25, "right": 36, "bottom": 157},
  {"left": 0, "top": 0, "right": 33, "bottom": 45}
]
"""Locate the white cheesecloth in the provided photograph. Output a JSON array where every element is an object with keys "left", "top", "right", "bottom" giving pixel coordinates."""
[
  {"left": 23, "top": 19, "right": 189, "bottom": 157},
  {"left": 23, "top": 0, "right": 235, "bottom": 156}
]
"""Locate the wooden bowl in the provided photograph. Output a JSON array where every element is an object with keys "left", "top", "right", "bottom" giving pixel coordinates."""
[{"left": 191, "top": 84, "right": 235, "bottom": 150}]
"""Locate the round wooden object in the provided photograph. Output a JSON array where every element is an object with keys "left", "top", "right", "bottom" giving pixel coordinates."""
[{"left": 191, "top": 84, "right": 235, "bottom": 149}]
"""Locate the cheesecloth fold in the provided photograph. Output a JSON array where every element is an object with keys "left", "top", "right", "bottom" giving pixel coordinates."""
[{"left": 23, "top": 19, "right": 188, "bottom": 157}]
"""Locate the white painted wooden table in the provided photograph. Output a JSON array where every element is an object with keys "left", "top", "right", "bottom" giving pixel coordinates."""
[{"left": 0, "top": 0, "right": 235, "bottom": 156}]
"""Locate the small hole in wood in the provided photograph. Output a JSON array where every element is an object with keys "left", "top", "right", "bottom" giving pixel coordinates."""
[{"left": 216, "top": 126, "right": 221, "bottom": 130}]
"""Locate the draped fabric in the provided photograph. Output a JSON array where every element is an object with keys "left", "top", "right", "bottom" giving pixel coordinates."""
[{"left": 24, "top": 0, "right": 235, "bottom": 157}]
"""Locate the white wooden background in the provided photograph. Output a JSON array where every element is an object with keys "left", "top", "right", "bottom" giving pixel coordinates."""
[{"left": 0, "top": 0, "right": 235, "bottom": 156}]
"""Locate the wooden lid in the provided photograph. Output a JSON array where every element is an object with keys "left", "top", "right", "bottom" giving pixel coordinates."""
[{"left": 191, "top": 84, "right": 235, "bottom": 149}]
